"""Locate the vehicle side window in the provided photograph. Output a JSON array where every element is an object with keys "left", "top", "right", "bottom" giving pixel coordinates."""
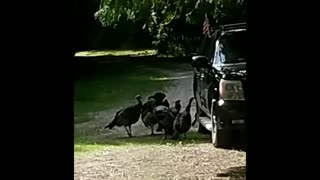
[
  {"left": 212, "top": 40, "right": 221, "bottom": 66},
  {"left": 208, "top": 38, "right": 216, "bottom": 64},
  {"left": 218, "top": 43, "right": 226, "bottom": 63}
]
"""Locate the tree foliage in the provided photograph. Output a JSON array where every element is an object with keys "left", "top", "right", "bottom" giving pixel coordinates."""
[{"left": 95, "top": 0, "right": 246, "bottom": 55}]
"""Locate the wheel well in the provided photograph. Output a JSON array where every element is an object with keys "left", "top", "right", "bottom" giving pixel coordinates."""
[{"left": 207, "top": 84, "right": 218, "bottom": 111}]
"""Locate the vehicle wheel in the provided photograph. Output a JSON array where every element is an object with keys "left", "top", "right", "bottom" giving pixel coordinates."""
[{"left": 211, "top": 115, "right": 227, "bottom": 148}]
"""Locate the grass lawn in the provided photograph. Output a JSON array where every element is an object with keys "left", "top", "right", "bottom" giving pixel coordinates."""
[
  {"left": 74, "top": 49, "right": 190, "bottom": 124},
  {"left": 74, "top": 69, "right": 170, "bottom": 123},
  {"left": 74, "top": 131, "right": 211, "bottom": 156},
  {"left": 74, "top": 50, "right": 207, "bottom": 155},
  {"left": 75, "top": 49, "right": 157, "bottom": 57}
]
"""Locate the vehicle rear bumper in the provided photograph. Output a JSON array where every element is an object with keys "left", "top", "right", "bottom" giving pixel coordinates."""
[
  {"left": 214, "top": 100, "right": 245, "bottom": 121},
  {"left": 212, "top": 99, "right": 246, "bottom": 146}
]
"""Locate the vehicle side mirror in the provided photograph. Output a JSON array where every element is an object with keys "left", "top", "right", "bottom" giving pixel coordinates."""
[{"left": 191, "top": 55, "right": 210, "bottom": 68}]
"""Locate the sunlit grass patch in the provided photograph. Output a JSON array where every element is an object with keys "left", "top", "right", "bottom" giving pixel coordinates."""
[{"left": 75, "top": 49, "right": 157, "bottom": 57}]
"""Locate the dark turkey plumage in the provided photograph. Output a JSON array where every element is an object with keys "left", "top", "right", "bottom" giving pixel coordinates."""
[
  {"left": 141, "top": 98, "right": 158, "bottom": 135},
  {"left": 170, "top": 100, "right": 181, "bottom": 118},
  {"left": 141, "top": 97, "right": 155, "bottom": 120},
  {"left": 172, "top": 97, "right": 194, "bottom": 140},
  {"left": 149, "top": 92, "right": 170, "bottom": 132},
  {"left": 154, "top": 100, "right": 182, "bottom": 140},
  {"left": 104, "top": 95, "right": 142, "bottom": 137},
  {"left": 148, "top": 92, "right": 170, "bottom": 107}
]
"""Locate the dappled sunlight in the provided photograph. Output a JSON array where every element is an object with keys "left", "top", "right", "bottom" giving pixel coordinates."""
[
  {"left": 75, "top": 49, "right": 157, "bottom": 57},
  {"left": 74, "top": 134, "right": 209, "bottom": 155},
  {"left": 149, "top": 75, "right": 192, "bottom": 81},
  {"left": 74, "top": 130, "right": 212, "bottom": 156},
  {"left": 74, "top": 144, "right": 106, "bottom": 154}
]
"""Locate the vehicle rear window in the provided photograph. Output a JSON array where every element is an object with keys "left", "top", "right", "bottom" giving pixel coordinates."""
[{"left": 218, "top": 30, "right": 246, "bottom": 63}]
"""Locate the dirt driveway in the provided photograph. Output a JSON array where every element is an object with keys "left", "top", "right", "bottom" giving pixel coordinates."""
[{"left": 74, "top": 66, "right": 246, "bottom": 180}]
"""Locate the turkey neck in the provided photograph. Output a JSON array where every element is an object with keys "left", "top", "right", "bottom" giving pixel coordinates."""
[
  {"left": 185, "top": 97, "right": 194, "bottom": 113},
  {"left": 137, "top": 99, "right": 143, "bottom": 109},
  {"left": 176, "top": 104, "right": 181, "bottom": 112}
]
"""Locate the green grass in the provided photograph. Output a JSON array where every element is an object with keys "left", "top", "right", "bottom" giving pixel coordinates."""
[
  {"left": 74, "top": 64, "right": 171, "bottom": 124},
  {"left": 74, "top": 55, "right": 190, "bottom": 124},
  {"left": 74, "top": 51, "right": 198, "bottom": 156},
  {"left": 74, "top": 144, "right": 106, "bottom": 155},
  {"left": 75, "top": 131, "right": 209, "bottom": 146},
  {"left": 74, "top": 131, "right": 211, "bottom": 156}
]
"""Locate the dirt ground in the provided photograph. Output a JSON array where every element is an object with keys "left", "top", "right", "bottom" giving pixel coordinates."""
[{"left": 74, "top": 66, "right": 246, "bottom": 180}]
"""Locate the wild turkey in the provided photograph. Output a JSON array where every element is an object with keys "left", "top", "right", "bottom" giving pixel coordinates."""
[
  {"left": 153, "top": 105, "right": 172, "bottom": 139},
  {"left": 149, "top": 92, "right": 170, "bottom": 132},
  {"left": 191, "top": 112, "right": 198, "bottom": 126},
  {"left": 141, "top": 96, "right": 155, "bottom": 120},
  {"left": 141, "top": 98, "right": 158, "bottom": 135},
  {"left": 170, "top": 100, "right": 181, "bottom": 118},
  {"left": 172, "top": 97, "right": 195, "bottom": 140},
  {"left": 161, "top": 99, "right": 170, "bottom": 108},
  {"left": 104, "top": 95, "right": 143, "bottom": 137},
  {"left": 149, "top": 92, "right": 170, "bottom": 108},
  {"left": 154, "top": 100, "right": 182, "bottom": 140}
]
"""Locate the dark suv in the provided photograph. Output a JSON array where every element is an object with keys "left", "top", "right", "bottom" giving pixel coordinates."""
[{"left": 192, "top": 23, "right": 246, "bottom": 148}]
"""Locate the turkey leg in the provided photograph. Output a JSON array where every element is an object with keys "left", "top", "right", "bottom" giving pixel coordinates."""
[{"left": 124, "top": 126, "right": 132, "bottom": 137}]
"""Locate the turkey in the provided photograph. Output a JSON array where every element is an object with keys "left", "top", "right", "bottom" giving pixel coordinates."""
[
  {"left": 148, "top": 92, "right": 170, "bottom": 108},
  {"left": 148, "top": 92, "right": 170, "bottom": 132},
  {"left": 154, "top": 100, "right": 182, "bottom": 140},
  {"left": 170, "top": 100, "right": 181, "bottom": 118},
  {"left": 191, "top": 118, "right": 197, "bottom": 127},
  {"left": 141, "top": 96, "right": 156, "bottom": 121},
  {"left": 104, "top": 95, "right": 143, "bottom": 137},
  {"left": 141, "top": 98, "right": 158, "bottom": 135},
  {"left": 172, "top": 97, "right": 195, "bottom": 140}
]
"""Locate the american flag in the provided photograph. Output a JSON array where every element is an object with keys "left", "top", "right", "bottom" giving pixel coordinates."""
[{"left": 203, "top": 13, "right": 211, "bottom": 38}]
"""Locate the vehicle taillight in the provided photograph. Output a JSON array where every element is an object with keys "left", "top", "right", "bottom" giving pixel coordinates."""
[{"left": 219, "top": 79, "right": 245, "bottom": 100}]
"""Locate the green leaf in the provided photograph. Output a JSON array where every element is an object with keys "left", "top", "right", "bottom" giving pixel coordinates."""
[
  {"left": 195, "top": 0, "right": 200, "bottom": 9},
  {"left": 142, "top": 23, "right": 147, "bottom": 29}
]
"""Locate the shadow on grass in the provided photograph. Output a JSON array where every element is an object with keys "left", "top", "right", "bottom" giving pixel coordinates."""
[
  {"left": 74, "top": 130, "right": 212, "bottom": 154},
  {"left": 74, "top": 55, "right": 192, "bottom": 86},
  {"left": 76, "top": 131, "right": 211, "bottom": 146},
  {"left": 74, "top": 54, "right": 193, "bottom": 124},
  {"left": 74, "top": 53, "right": 200, "bottom": 154},
  {"left": 217, "top": 166, "right": 246, "bottom": 180}
]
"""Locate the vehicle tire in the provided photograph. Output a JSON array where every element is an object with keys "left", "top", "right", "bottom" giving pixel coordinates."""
[{"left": 211, "top": 115, "right": 227, "bottom": 148}]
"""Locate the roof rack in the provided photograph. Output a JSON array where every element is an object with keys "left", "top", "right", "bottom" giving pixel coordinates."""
[
  {"left": 220, "top": 22, "right": 246, "bottom": 31},
  {"left": 207, "top": 22, "right": 246, "bottom": 38}
]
